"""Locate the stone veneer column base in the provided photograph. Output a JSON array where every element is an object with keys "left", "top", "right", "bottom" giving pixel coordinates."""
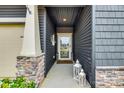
[
  {"left": 96, "top": 66, "right": 124, "bottom": 88},
  {"left": 16, "top": 54, "right": 45, "bottom": 88}
]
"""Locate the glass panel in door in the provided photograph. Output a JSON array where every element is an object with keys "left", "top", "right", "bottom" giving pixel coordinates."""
[{"left": 60, "top": 37, "right": 70, "bottom": 59}]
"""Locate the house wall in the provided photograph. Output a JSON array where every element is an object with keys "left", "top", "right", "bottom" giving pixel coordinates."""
[
  {"left": 39, "top": 7, "right": 56, "bottom": 77},
  {"left": 74, "top": 6, "right": 93, "bottom": 87},
  {"left": 0, "top": 24, "right": 24, "bottom": 78},
  {"left": 0, "top": 5, "right": 26, "bottom": 79},
  {"left": 0, "top": 5, "right": 26, "bottom": 17},
  {"left": 95, "top": 5, "right": 124, "bottom": 88},
  {"left": 45, "top": 12, "right": 56, "bottom": 76}
]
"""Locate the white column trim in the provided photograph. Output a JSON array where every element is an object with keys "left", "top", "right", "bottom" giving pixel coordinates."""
[{"left": 20, "top": 5, "right": 42, "bottom": 57}]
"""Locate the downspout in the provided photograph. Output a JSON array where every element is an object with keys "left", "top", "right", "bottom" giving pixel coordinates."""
[
  {"left": 44, "top": 7, "right": 47, "bottom": 77},
  {"left": 91, "top": 5, "right": 96, "bottom": 88}
]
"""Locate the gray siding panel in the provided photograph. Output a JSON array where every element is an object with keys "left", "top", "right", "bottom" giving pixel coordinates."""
[
  {"left": 38, "top": 8, "right": 45, "bottom": 52},
  {"left": 45, "top": 13, "right": 56, "bottom": 76},
  {"left": 39, "top": 7, "right": 56, "bottom": 76},
  {"left": 74, "top": 6, "right": 92, "bottom": 86},
  {"left": 95, "top": 5, "right": 124, "bottom": 66},
  {"left": 0, "top": 5, "right": 26, "bottom": 17}
]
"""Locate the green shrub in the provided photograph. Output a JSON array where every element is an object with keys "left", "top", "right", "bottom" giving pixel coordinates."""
[{"left": 0, "top": 76, "right": 36, "bottom": 88}]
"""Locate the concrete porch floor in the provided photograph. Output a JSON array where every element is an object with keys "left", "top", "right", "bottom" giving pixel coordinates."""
[{"left": 40, "top": 63, "right": 91, "bottom": 88}]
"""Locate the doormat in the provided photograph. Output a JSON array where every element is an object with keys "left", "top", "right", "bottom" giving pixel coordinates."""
[{"left": 57, "top": 60, "right": 73, "bottom": 64}]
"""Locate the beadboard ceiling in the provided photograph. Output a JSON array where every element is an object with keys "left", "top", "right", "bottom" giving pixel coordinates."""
[{"left": 46, "top": 7, "right": 83, "bottom": 27}]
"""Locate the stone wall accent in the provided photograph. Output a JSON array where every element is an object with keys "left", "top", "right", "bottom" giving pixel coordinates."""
[
  {"left": 16, "top": 54, "right": 45, "bottom": 87},
  {"left": 96, "top": 66, "right": 124, "bottom": 88}
]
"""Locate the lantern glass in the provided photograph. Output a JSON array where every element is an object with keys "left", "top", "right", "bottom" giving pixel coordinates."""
[
  {"left": 73, "top": 60, "right": 82, "bottom": 81},
  {"left": 79, "top": 69, "right": 86, "bottom": 87}
]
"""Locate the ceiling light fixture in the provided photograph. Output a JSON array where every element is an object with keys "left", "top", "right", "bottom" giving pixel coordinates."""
[{"left": 63, "top": 18, "right": 67, "bottom": 22}]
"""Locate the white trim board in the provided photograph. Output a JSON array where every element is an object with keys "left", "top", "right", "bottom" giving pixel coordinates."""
[
  {"left": 0, "top": 18, "right": 25, "bottom": 23},
  {"left": 96, "top": 66, "right": 124, "bottom": 69}
]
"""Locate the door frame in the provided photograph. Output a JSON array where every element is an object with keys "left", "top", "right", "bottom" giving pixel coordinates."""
[{"left": 57, "top": 33, "right": 72, "bottom": 60}]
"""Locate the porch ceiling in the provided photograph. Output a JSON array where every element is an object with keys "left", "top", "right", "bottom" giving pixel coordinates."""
[{"left": 46, "top": 7, "right": 83, "bottom": 27}]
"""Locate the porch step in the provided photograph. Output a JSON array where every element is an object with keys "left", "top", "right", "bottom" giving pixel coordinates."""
[{"left": 57, "top": 60, "right": 73, "bottom": 64}]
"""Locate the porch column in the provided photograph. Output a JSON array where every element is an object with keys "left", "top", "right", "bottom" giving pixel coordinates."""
[
  {"left": 20, "top": 5, "right": 41, "bottom": 56},
  {"left": 16, "top": 5, "right": 45, "bottom": 87}
]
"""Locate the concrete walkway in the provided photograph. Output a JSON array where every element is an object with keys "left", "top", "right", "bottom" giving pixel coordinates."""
[{"left": 40, "top": 63, "right": 91, "bottom": 88}]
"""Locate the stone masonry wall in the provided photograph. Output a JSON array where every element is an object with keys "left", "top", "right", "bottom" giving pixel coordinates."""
[
  {"left": 96, "top": 67, "right": 124, "bottom": 88},
  {"left": 16, "top": 54, "right": 45, "bottom": 87}
]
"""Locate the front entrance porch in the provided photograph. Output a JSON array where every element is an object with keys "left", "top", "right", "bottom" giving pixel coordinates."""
[
  {"left": 0, "top": 5, "right": 124, "bottom": 88},
  {"left": 38, "top": 5, "right": 93, "bottom": 87},
  {"left": 40, "top": 62, "right": 91, "bottom": 88}
]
